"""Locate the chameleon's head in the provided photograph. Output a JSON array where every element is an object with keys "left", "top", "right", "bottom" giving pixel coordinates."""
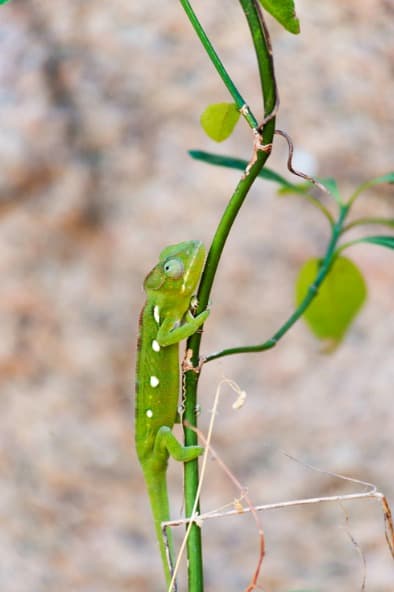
[{"left": 144, "top": 240, "right": 206, "bottom": 297}]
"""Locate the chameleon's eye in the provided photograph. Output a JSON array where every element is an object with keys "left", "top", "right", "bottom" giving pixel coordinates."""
[{"left": 163, "top": 258, "right": 184, "bottom": 279}]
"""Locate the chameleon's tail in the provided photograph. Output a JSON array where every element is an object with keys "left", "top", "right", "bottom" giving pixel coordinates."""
[{"left": 145, "top": 469, "right": 175, "bottom": 590}]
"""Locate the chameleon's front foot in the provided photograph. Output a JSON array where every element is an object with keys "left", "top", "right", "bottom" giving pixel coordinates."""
[{"left": 154, "top": 426, "right": 203, "bottom": 463}]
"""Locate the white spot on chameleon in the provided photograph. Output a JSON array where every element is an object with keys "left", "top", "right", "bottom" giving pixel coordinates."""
[
  {"left": 153, "top": 305, "right": 160, "bottom": 324},
  {"left": 146, "top": 409, "right": 153, "bottom": 418},
  {"left": 152, "top": 340, "right": 160, "bottom": 352},
  {"left": 150, "top": 376, "right": 160, "bottom": 388}
]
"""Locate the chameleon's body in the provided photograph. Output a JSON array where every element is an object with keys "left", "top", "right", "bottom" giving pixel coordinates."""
[{"left": 135, "top": 240, "right": 209, "bottom": 587}]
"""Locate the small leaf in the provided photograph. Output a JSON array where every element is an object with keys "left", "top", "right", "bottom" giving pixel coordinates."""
[
  {"left": 258, "top": 0, "right": 300, "bottom": 34},
  {"left": 295, "top": 256, "right": 367, "bottom": 344},
  {"left": 200, "top": 103, "right": 240, "bottom": 142},
  {"left": 353, "top": 235, "right": 394, "bottom": 251}
]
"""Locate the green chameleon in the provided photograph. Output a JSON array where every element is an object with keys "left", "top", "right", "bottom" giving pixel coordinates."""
[{"left": 135, "top": 240, "right": 210, "bottom": 587}]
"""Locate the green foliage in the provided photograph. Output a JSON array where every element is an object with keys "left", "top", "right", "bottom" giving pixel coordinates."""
[
  {"left": 258, "top": 0, "right": 300, "bottom": 34},
  {"left": 348, "top": 235, "right": 394, "bottom": 251},
  {"left": 200, "top": 103, "right": 241, "bottom": 142},
  {"left": 362, "top": 235, "right": 394, "bottom": 249},
  {"left": 295, "top": 256, "right": 367, "bottom": 344}
]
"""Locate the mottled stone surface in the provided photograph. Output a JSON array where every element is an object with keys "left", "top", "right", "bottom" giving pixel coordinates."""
[{"left": 0, "top": 1, "right": 393, "bottom": 590}]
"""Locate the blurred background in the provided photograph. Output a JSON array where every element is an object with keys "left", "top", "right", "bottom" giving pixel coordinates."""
[{"left": 0, "top": 1, "right": 393, "bottom": 590}]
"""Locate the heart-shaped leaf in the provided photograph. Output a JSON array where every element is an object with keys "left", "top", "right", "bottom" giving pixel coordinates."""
[{"left": 200, "top": 103, "right": 240, "bottom": 142}]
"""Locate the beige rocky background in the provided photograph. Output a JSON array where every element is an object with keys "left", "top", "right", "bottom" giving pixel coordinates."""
[{"left": 0, "top": 1, "right": 393, "bottom": 591}]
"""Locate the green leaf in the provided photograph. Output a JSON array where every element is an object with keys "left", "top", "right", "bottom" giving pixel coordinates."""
[
  {"left": 188, "top": 150, "right": 297, "bottom": 188},
  {"left": 352, "top": 235, "right": 394, "bottom": 251},
  {"left": 200, "top": 103, "right": 241, "bottom": 142},
  {"left": 258, "top": 0, "right": 300, "bottom": 34},
  {"left": 295, "top": 256, "right": 367, "bottom": 344}
]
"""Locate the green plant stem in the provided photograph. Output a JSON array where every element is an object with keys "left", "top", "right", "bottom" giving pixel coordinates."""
[
  {"left": 183, "top": 153, "right": 275, "bottom": 592},
  {"left": 239, "top": 0, "right": 276, "bottom": 119},
  {"left": 181, "top": 2, "right": 277, "bottom": 592},
  {"left": 205, "top": 204, "right": 350, "bottom": 363},
  {"left": 178, "top": 0, "right": 258, "bottom": 129}
]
